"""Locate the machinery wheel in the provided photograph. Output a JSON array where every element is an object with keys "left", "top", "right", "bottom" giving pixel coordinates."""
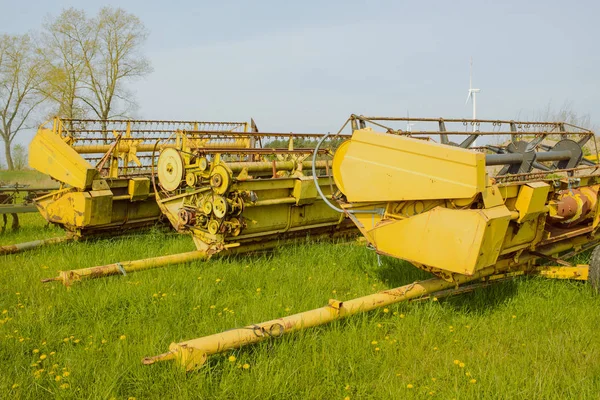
[{"left": 589, "top": 245, "right": 600, "bottom": 293}]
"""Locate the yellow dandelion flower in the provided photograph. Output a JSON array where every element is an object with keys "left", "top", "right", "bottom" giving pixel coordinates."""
[
  {"left": 210, "top": 305, "right": 216, "bottom": 309},
  {"left": 74, "top": 339, "right": 80, "bottom": 344},
  {"left": 285, "top": 307, "right": 290, "bottom": 312},
  {"left": 2, "top": 310, "right": 7, "bottom": 314},
  {"left": 11, "top": 383, "right": 19, "bottom": 389},
  {"left": 242, "top": 363, "right": 250, "bottom": 370},
  {"left": 400, "top": 314, "right": 405, "bottom": 319},
  {"left": 407, "top": 384, "right": 414, "bottom": 389},
  {"left": 512, "top": 315, "right": 516, "bottom": 319},
  {"left": 453, "top": 359, "right": 459, "bottom": 365},
  {"left": 62, "top": 371, "right": 70, "bottom": 377},
  {"left": 384, "top": 336, "right": 389, "bottom": 340},
  {"left": 470, "top": 379, "right": 477, "bottom": 384},
  {"left": 465, "top": 372, "right": 471, "bottom": 377},
  {"left": 256, "top": 288, "right": 261, "bottom": 292},
  {"left": 40, "top": 354, "right": 47, "bottom": 360},
  {"left": 228, "top": 355, "right": 236, "bottom": 362},
  {"left": 119, "top": 335, "right": 126, "bottom": 340},
  {"left": 152, "top": 293, "right": 158, "bottom": 298},
  {"left": 41, "top": 341, "right": 46, "bottom": 345},
  {"left": 376, "top": 323, "right": 382, "bottom": 328},
  {"left": 63, "top": 338, "right": 69, "bottom": 343},
  {"left": 19, "top": 338, "right": 25, "bottom": 343},
  {"left": 429, "top": 391, "right": 434, "bottom": 396},
  {"left": 431, "top": 377, "right": 437, "bottom": 382},
  {"left": 33, "top": 349, "right": 39, "bottom": 354},
  {"left": 69, "top": 336, "right": 74, "bottom": 339},
  {"left": 459, "top": 362, "right": 465, "bottom": 368},
  {"left": 393, "top": 311, "right": 398, "bottom": 316},
  {"left": 332, "top": 290, "right": 337, "bottom": 294},
  {"left": 345, "top": 385, "right": 350, "bottom": 390},
  {"left": 371, "top": 340, "right": 378, "bottom": 345},
  {"left": 162, "top": 293, "right": 167, "bottom": 297},
  {"left": 55, "top": 375, "right": 62, "bottom": 382},
  {"left": 433, "top": 297, "right": 438, "bottom": 302},
  {"left": 50, "top": 351, "right": 55, "bottom": 356},
  {"left": 215, "top": 278, "right": 221, "bottom": 283},
  {"left": 101, "top": 339, "right": 107, "bottom": 344},
  {"left": 433, "top": 347, "right": 438, "bottom": 351},
  {"left": 60, "top": 383, "right": 70, "bottom": 390},
  {"left": 383, "top": 308, "right": 389, "bottom": 313},
  {"left": 128, "top": 397, "right": 136, "bottom": 400},
  {"left": 374, "top": 347, "right": 380, "bottom": 351},
  {"left": 344, "top": 397, "right": 350, "bottom": 400}
]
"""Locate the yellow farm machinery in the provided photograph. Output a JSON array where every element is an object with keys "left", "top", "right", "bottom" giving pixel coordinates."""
[
  {"left": 0, "top": 117, "right": 252, "bottom": 254},
  {"left": 12, "top": 113, "right": 600, "bottom": 372},
  {"left": 40, "top": 128, "right": 356, "bottom": 285},
  {"left": 138, "top": 115, "right": 600, "bottom": 371}
]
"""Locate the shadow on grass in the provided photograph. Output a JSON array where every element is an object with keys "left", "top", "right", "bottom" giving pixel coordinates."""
[{"left": 375, "top": 257, "right": 519, "bottom": 315}]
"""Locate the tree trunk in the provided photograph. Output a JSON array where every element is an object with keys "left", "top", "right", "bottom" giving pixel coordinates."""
[{"left": 3, "top": 139, "right": 14, "bottom": 170}]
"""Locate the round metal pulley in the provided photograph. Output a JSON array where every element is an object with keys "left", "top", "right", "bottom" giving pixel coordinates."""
[
  {"left": 178, "top": 208, "right": 195, "bottom": 225},
  {"left": 157, "top": 148, "right": 184, "bottom": 192},
  {"left": 210, "top": 165, "right": 231, "bottom": 195},
  {"left": 202, "top": 201, "right": 213, "bottom": 215},
  {"left": 207, "top": 220, "right": 220, "bottom": 235},
  {"left": 197, "top": 157, "right": 208, "bottom": 171},
  {"left": 213, "top": 196, "right": 228, "bottom": 219},
  {"left": 185, "top": 172, "right": 197, "bottom": 187},
  {"left": 229, "top": 217, "right": 242, "bottom": 236}
]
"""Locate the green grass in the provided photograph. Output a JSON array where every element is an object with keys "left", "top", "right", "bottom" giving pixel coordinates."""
[
  {"left": 1, "top": 213, "right": 599, "bottom": 399},
  {"left": 0, "top": 169, "right": 56, "bottom": 187}
]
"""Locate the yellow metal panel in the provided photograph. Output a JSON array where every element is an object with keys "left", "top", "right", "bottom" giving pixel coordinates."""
[
  {"left": 128, "top": 178, "right": 150, "bottom": 201},
  {"left": 332, "top": 128, "right": 486, "bottom": 202},
  {"left": 292, "top": 176, "right": 318, "bottom": 205},
  {"left": 28, "top": 128, "right": 98, "bottom": 189},
  {"left": 514, "top": 182, "right": 550, "bottom": 223},
  {"left": 367, "top": 205, "right": 511, "bottom": 275},
  {"left": 482, "top": 185, "right": 505, "bottom": 208}
]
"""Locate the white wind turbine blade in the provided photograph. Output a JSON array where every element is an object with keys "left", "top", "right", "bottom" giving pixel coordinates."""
[{"left": 465, "top": 90, "right": 472, "bottom": 105}]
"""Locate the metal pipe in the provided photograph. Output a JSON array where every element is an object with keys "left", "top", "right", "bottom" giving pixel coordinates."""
[
  {"left": 41, "top": 249, "right": 211, "bottom": 286},
  {"left": 485, "top": 150, "right": 572, "bottom": 166},
  {"left": 141, "top": 230, "right": 597, "bottom": 370},
  {"left": 227, "top": 160, "right": 331, "bottom": 173},
  {"left": 40, "top": 230, "right": 356, "bottom": 286},
  {"left": 0, "top": 236, "right": 72, "bottom": 255}
]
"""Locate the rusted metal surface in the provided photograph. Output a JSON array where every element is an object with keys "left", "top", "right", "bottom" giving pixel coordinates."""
[{"left": 0, "top": 236, "right": 72, "bottom": 255}]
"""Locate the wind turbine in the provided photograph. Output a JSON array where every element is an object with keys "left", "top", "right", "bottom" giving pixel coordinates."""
[
  {"left": 406, "top": 110, "right": 415, "bottom": 132},
  {"left": 465, "top": 57, "right": 480, "bottom": 144}
]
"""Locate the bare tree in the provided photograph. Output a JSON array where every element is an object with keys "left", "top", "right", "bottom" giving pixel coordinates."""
[
  {"left": 39, "top": 8, "right": 89, "bottom": 120},
  {"left": 79, "top": 7, "right": 152, "bottom": 125},
  {"left": 41, "top": 7, "right": 152, "bottom": 131},
  {"left": 0, "top": 34, "right": 45, "bottom": 170}
]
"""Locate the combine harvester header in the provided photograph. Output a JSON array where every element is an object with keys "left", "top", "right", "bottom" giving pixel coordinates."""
[
  {"left": 42, "top": 128, "right": 356, "bottom": 285},
  {"left": 142, "top": 115, "right": 600, "bottom": 371},
  {"left": 0, "top": 117, "right": 252, "bottom": 254}
]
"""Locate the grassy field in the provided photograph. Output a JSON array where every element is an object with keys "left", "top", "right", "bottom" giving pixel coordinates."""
[
  {"left": 1, "top": 213, "right": 600, "bottom": 398},
  {"left": 0, "top": 169, "right": 56, "bottom": 187}
]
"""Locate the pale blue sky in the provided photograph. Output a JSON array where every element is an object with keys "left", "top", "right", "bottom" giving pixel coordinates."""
[{"left": 1, "top": 0, "right": 598, "bottom": 145}]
